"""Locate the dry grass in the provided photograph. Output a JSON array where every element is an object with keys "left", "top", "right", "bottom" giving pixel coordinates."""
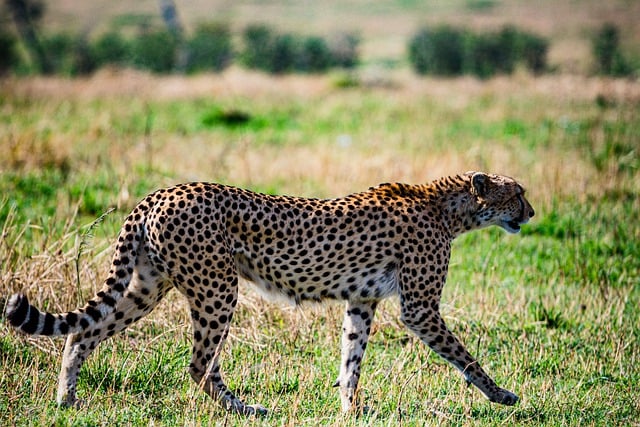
[
  {"left": 3, "top": 69, "right": 639, "bottom": 211},
  {"left": 2, "top": 67, "right": 638, "bottom": 218},
  {"left": 5, "top": 67, "right": 640, "bottom": 103}
]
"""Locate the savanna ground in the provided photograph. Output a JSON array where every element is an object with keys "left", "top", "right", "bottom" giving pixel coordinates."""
[{"left": 2, "top": 1, "right": 640, "bottom": 426}]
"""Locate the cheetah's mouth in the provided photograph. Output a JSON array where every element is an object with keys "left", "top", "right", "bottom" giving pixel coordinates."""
[
  {"left": 501, "top": 219, "right": 523, "bottom": 233},
  {"left": 507, "top": 220, "right": 521, "bottom": 231}
]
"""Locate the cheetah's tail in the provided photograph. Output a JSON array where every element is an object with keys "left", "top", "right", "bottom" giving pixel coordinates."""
[
  {"left": 4, "top": 209, "right": 146, "bottom": 337},
  {"left": 5, "top": 293, "right": 79, "bottom": 336}
]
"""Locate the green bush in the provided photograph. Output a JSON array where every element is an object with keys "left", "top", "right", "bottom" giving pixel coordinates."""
[
  {"left": 297, "top": 36, "right": 332, "bottom": 72},
  {"left": 408, "top": 26, "right": 465, "bottom": 75},
  {"left": 91, "top": 32, "right": 131, "bottom": 68},
  {"left": 186, "top": 22, "right": 233, "bottom": 73},
  {"left": 241, "top": 24, "right": 359, "bottom": 74},
  {"left": 130, "top": 30, "right": 177, "bottom": 73},
  {"left": 592, "top": 23, "right": 631, "bottom": 76},
  {"left": 4, "top": 22, "right": 357, "bottom": 76},
  {"left": 409, "top": 25, "right": 548, "bottom": 78},
  {"left": 37, "top": 32, "right": 101, "bottom": 75},
  {"left": 38, "top": 33, "right": 90, "bottom": 75},
  {"left": 73, "top": 38, "right": 98, "bottom": 75},
  {"left": 241, "top": 24, "right": 276, "bottom": 71},
  {"left": 463, "top": 31, "right": 509, "bottom": 78},
  {"left": 270, "top": 33, "right": 298, "bottom": 73},
  {"left": 241, "top": 25, "right": 299, "bottom": 73},
  {"left": 40, "top": 33, "right": 76, "bottom": 74},
  {"left": 464, "top": 26, "right": 548, "bottom": 77},
  {"left": 516, "top": 31, "right": 548, "bottom": 74},
  {"left": 0, "top": 31, "right": 18, "bottom": 74}
]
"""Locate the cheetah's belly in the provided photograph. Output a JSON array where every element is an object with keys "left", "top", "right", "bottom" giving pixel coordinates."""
[{"left": 233, "top": 251, "right": 398, "bottom": 305}]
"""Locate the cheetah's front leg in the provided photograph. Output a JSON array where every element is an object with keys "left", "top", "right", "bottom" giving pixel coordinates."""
[
  {"left": 401, "top": 310, "right": 518, "bottom": 405},
  {"left": 334, "top": 301, "right": 377, "bottom": 412}
]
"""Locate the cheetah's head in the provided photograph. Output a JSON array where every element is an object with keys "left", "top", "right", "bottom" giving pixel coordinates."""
[{"left": 466, "top": 171, "right": 535, "bottom": 233}]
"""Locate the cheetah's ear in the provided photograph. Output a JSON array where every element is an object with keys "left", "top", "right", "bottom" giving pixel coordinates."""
[{"left": 470, "top": 172, "right": 490, "bottom": 197}]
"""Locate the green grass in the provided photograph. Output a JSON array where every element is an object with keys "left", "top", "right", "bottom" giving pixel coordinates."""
[{"left": 1, "top": 69, "right": 639, "bottom": 426}]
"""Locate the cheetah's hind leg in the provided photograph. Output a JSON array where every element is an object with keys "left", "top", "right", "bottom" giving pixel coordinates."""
[{"left": 56, "top": 246, "right": 171, "bottom": 406}]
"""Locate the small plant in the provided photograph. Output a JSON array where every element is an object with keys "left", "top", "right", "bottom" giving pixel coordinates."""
[
  {"left": 331, "top": 71, "right": 360, "bottom": 89},
  {"left": 75, "top": 207, "right": 115, "bottom": 301},
  {"left": 529, "top": 301, "right": 566, "bottom": 329},
  {"left": 201, "top": 108, "right": 252, "bottom": 128},
  {"left": 327, "top": 33, "right": 359, "bottom": 69}
]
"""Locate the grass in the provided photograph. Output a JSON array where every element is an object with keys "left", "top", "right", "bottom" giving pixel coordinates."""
[{"left": 1, "top": 67, "right": 639, "bottom": 426}]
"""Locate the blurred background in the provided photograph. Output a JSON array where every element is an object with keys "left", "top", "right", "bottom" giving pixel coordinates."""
[{"left": 1, "top": 0, "right": 639, "bottom": 77}]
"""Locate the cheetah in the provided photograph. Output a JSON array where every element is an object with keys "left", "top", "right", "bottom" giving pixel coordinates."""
[{"left": 5, "top": 171, "right": 534, "bottom": 415}]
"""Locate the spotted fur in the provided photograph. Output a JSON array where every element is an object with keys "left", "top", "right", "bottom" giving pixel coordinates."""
[{"left": 5, "top": 171, "right": 534, "bottom": 414}]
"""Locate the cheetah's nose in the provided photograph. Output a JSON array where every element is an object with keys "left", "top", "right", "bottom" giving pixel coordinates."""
[{"left": 529, "top": 208, "right": 535, "bottom": 218}]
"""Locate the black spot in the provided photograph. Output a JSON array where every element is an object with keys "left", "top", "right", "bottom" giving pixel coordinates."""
[
  {"left": 101, "top": 294, "right": 117, "bottom": 307},
  {"left": 85, "top": 306, "right": 102, "bottom": 322}
]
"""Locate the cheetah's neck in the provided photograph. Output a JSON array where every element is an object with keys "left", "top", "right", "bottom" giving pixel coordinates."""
[{"left": 421, "top": 174, "right": 478, "bottom": 238}]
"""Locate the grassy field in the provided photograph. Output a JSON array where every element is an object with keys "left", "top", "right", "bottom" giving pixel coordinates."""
[
  {"left": 0, "top": 69, "right": 640, "bottom": 426},
  {"left": 1, "top": 66, "right": 639, "bottom": 426}
]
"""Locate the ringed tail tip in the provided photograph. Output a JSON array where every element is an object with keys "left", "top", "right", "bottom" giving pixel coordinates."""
[{"left": 5, "top": 293, "right": 30, "bottom": 328}]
